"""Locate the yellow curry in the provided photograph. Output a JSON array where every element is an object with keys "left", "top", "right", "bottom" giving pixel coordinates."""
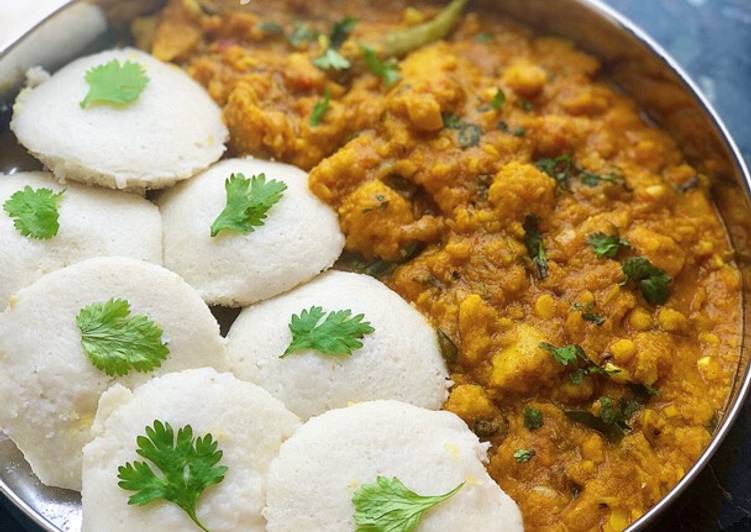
[{"left": 145, "top": 1, "right": 742, "bottom": 530}]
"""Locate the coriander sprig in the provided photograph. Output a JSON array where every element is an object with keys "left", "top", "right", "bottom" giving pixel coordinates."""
[
  {"left": 80, "top": 59, "right": 149, "bottom": 108},
  {"left": 76, "top": 298, "right": 169, "bottom": 377},
  {"left": 281, "top": 306, "right": 374, "bottom": 358},
  {"left": 117, "top": 420, "right": 228, "bottom": 532},
  {"left": 621, "top": 256, "right": 671, "bottom": 305},
  {"left": 352, "top": 476, "right": 463, "bottom": 532},
  {"left": 3, "top": 186, "right": 64, "bottom": 240},
  {"left": 210, "top": 173, "right": 287, "bottom": 237}
]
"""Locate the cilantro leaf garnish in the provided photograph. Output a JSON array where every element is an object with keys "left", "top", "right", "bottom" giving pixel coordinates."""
[
  {"left": 458, "top": 123, "right": 481, "bottom": 149},
  {"left": 565, "top": 396, "right": 642, "bottom": 441},
  {"left": 288, "top": 23, "right": 318, "bottom": 47},
  {"left": 573, "top": 301, "right": 606, "bottom": 325},
  {"left": 536, "top": 154, "right": 573, "bottom": 190},
  {"left": 513, "top": 449, "right": 535, "bottom": 463},
  {"left": 621, "top": 257, "right": 671, "bottom": 305},
  {"left": 330, "top": 17, "right": 357, "bottom": 48},
  {"left": 76, "top": 298, "right": 169, "bottom": 377},
  {"left": 523, "top": 407, "right": 543, "bottom": 430},
  {"left": 80, "top": 59, "right": 149, "bottom": 108},
  {"left": 310, "top": 88, "right": 331, "bottom": 127},
  {"left": 540, "top": 342, "right": 619, "bottom": 384},
  {"left": 117, "top": 420, "right": 228, "bottom": 532},
  {"left": 523, "top": 214, "right": 548, "bottom": 279},
  {"left": 587, "top": 232, "right": 629, "bottom": 258},
  {"left": 281, "top": 306, "right": 375, "bottom": 358},
  {"left": 360, "top": 45, "right": 401, "bottom": 86},
  {"left": 491, "top": 88, "right": 506, "bottom": 111},
  {"left": 443, "top": 113, "right": 463, "bottom": 129},
  {"left": 580, "top": 170, "right": 624, "bottom": 187},
  {"left": 210, "top": 173, "right": 287, "bottom": 237},
  {"left": 540, "top": 342, "right": 583, "bottom": 366},
  {"left": 352, "top": 476, "right": 463, "bottom": 532},
  {"left": 3, "top": 186, "right": 64, "bottom": 240},
  {"left": 313, "top": 48, "right": 351, "bottom": 70}
]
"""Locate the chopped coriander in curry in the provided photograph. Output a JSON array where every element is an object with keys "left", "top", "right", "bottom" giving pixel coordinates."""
[{"left": 151, "top": 1, "right": 742, "bottom": 530}]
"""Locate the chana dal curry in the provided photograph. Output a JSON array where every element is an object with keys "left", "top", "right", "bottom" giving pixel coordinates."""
[{"left": 147, "top": 0, "right": 742, "bottom": 530}]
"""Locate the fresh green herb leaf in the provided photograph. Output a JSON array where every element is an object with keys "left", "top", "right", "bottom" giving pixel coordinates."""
[
  {"left": 117, "top": 420, "right": 227, "bottom": 532},
  {"left": 381, "top": 0, "right": 468, "bottom": 57},
  {"left": 3, "top": 186, "right": 63, "bottom": 240},
  {"left": 580, "top": 170, "right": 624, "bottom": 187},
  {"left": 458, "top": 123, "right": 481, "bottom": 148},
  {"left": 523, "top": 407, "right": 543, "bottom": 430},
  {"left": 587, "top": 232, "right": 629, "bottom": 259},
  {"left": 573, "top": 301, "right": 606, "bottom": 325},
  {"left": 76, "top": 298, "right": 169, "bottom": 377},
  {"left": 310, "top": 87, "right": 332, "bottom": 127},
  {"left": 565, "top": 396, "right": 643, "bottom": 441},
  {"left": 621, "top": 257, "right": 671, "bottom": 305},
  {"left": 443, "top": 113, "right": 463, "bottom": 129},
  {"left": 352, "top": 476, "right": 463, "bottom": 532},
  {"left": 523, "top": 214, "right": 548, "bottom": 279},
  {"left": 475, "top": 32, "right": 493, "bottom": 43},
  {"left": 259, "top": 21, "right": 284, "bottom": 35},
  {"left": 80, "top": 59, "right": 149, "bottom": 108},
  {"left": 210, "top": 173, "right": 287, "bottom": 237},
  {"left": 540, "top": 342, "right": 583, "bottom": 366},
  {"left": 437, "top": 329, "right": 458, "bottom": 363},
  {"left": 313, "top": 48, "right": 351, "bottom": 70},
  {"left": 536, "top": 154, "right": 573, "bottom": 190},
  {"left": 360, "top": 45, "right": 401, "bottom": 86},
  {"left": 491, "top": 88, "right": 506, "bottom": 111},
  {"left": 282, "top": 306, "right": 375, "bottom": 358},
  {"left": 513, "top": 449, "right": 535, "bottom": 463},
  {"left": 288, "top": 22, "right": 317, "bottom": 47},
  {"left": 330, "top": 16, "right": 357, "bottom": 48}
]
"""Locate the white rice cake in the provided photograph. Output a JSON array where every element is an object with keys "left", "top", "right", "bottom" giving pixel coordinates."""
[
  {"left": 11, "top": 48, "right": 227, "bottom": 190},
  {"left": 0, "top": 257, "right": 227, "bottom": 491},
  {"left": 82, "top": 368, "right": 299, "bottom": 532},
  {"left": 226, "top": 270, "right": 449, "bottom": 419},
  {"left": 264, "top": 400, "right": 524, "bottom": 532},
  {"left": 0, "top": 171, "right": 162, "bottom": 309},
  {"left": 159, "top": 158, "right": 345, "bottom": 307}
]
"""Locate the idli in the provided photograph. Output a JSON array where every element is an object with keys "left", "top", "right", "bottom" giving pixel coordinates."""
[
  {"left": 264, "top": 400, "right": 524, "bottom": 532},
  {"left": 0, "top": 257, "right": 227, "bottom": 491},
  {"left": 10, "top": 47, "right": 227, "bottom": 190},
  {"left": 0, "top": 171, "right": 161, "bottom": 309},
  {"left": 226, "top": 270, "right": 449, "bottom": 419},
  {"left": 82, "top": 368, "right": 299, "bottom": 532},
  {"left": 159, "top": 158, "right": 345, "bottom": 307}
]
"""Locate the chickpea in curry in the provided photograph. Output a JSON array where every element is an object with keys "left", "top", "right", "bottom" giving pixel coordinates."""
[{"left": 146, "top": 1, "right": 742, "bottom": 530}]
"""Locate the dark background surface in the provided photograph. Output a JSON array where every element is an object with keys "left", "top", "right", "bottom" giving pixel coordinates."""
[{"left": 1, "top": 0, "right": 751, "bottom": 530}]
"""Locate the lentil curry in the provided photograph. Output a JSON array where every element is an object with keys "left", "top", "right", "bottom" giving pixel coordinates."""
[{"left": 147, "top": 1, "right": 742, "bottom": 530}]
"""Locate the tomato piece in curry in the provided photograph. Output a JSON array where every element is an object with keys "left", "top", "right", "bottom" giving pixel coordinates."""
[{"left": 147, "top": 1, "right": 742, "bottom": 530}]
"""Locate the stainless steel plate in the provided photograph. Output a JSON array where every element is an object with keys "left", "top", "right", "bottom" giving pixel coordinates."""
[{"left": 1, "top": 1, "right": 750, "bottom": 531}]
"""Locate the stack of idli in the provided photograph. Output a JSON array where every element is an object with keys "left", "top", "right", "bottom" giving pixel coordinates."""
[
  {"left": 264, "top": 400, "right": 524, "bottom": 532},
  {"left": 0, "top": 257, "right": 227, "bottom": 490},
  {"left": 159, "top": 158, "right": 345, "bottom": 307},
  {"left": 82, "top": 368, "right": 299, "bottom": 532},
  {"left": 0, "top": 171, "right": 161, "bottom": 309},
  {"left": 226, "top": 270, "right": 450, "bottom": 419},
  {"left": 11, "top": 48, "right": 227, "bottom": 190}
]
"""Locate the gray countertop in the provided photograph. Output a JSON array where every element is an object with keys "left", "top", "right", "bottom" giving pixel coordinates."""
[{"left": 2, "top": 0, "right": 750, "bottom": 530}]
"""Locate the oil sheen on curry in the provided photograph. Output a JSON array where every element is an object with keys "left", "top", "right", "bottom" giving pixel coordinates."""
[{"left": 147, "top": 1, "right": 742, "bottom": 530}]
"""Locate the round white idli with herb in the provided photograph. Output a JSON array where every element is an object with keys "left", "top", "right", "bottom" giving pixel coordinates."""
[
  {"left": 159, "top": 158, "right": 345, "bottom": 307},
  {"left": 264, "top": 400, "right": 524, "bottom": 532},
  {"left": 10, "top": 47, "right": 227, "bottom": 190},
  {"left": 225, "top": 270, "right": 449, "bottom": 419},
  {"left": 82, "top": 368, "right": 299, "bottom": 532},
  {"left": 0, "top": 171, "right": 161, "bottom": 309},
  {"left": 0, "top": 257, "right": 227, "bottom": 491}
]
